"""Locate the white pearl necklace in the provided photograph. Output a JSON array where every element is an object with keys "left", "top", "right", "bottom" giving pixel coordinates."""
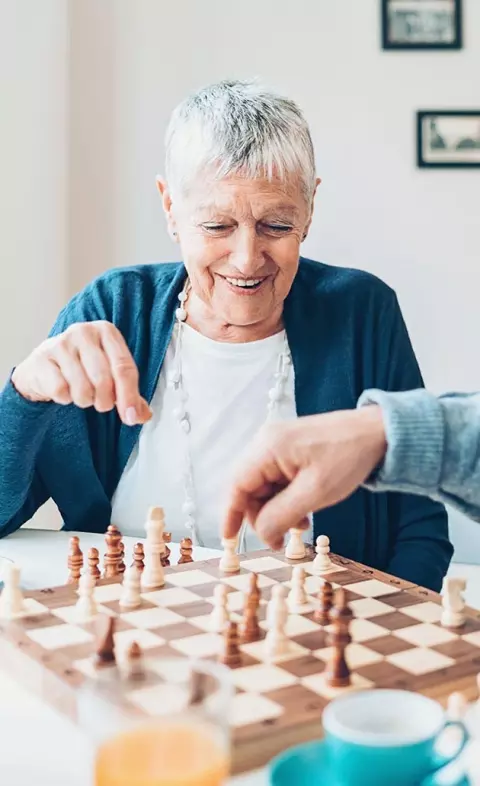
[{"left": 168, "top": 279, "right": 292, "bottom": 547}]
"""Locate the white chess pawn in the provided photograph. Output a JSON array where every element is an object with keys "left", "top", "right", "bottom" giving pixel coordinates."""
[
  {"left": 142, "top": 507, "right": 165, "bottom": 589},
  {"left": 210, "top": 584, "right": 229, "bottom": 632},
  {"left": 312, "top": 535, "right": 332, "bottom": 574},
  {"left": 287, "top": 565, "right": 309, "bottom": 612},
  {"left": 265, "top": 584, "right": 289, "bottom": 658},
  {"left": 441, "top": 577, "right": 466, "bottom": 628},
  {"left": 285, "top": 528, "right": 306, "bottom": 560},
  {"left": 447, "top": 691, "right": 467, "bottom": 721},
  {"left": 219, "top": 537, "right": 240, "bottom": 573},
  {"left": 120, "top": 565, "right": 142, "bottom": 609},
  {"left": 0, "top": 563, "right": 25, "bottom": 619},
  {"left": 75, "top": 572, "right": 98, "bottom": 620}
]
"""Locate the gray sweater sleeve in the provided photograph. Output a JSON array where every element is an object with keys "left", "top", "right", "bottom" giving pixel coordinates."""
[{"left": 357, "top": 389, "right": 480, "bottom": 522}]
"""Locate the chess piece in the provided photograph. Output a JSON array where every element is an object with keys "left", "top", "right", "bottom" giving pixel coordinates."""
[
  {"left": 94, "top": 615, "right": 116, "bottom": 668},
  {"left": 75, "top": 572, "right": 98, "bottom": 620},
  {"left": 104, "top": 524, "right": 122, "bottom": 579},
  {"left": 0, "top": 563, "right": 25, "bottom": 619},
  {"left": 133, "top": 543, "right": 145, "bottom": 573},
  {"left": 312, "top": 535, "right": 332, "bottom": 575},
  {"left": 285, "top": 528, "right": 306, "bottom": 560},
  {"left": 248, "top": 571, "right": 261, "bottom": 608},
  {"left": 210, "top": 584, "right": 229, "bottom": 632},
  {"left": 240, "top": 582, "right": 261, "bottom": 643},
  {"left": 219, "top": 620, "right": 242, "bottom": 667},
  {"left": 265, "top": 584, "right": 289, "bottom": 658},
  {"left": 447, "top": 691, "right": 467, "bottom": 721},
  {"left": 118, "top": 539, "right": 126, "bottom": 574},
  {"left": 142, "top": 507, "right": 165, "bottom": 589},
  {"left": 441, "top": 577, "right": 466, "bottom": 628},
  {"left": 314, "top": 579, "right": 334, "bottom": 625},
  {"left": 219, "top": 537, "right": 240, "bottom": 573},
  {"left": 178, "top": 537, "right": 193, "bottom": 564},
  {"left": 88, "top": 547, "right": 101, "bottom": 582},
  {"left": 163, "top": 532, "right": 172, "bottom": 566},
  {"left": 325, "top": 589, "right": 353, "bottom": 688},
  {"left": 120, "top": 565, "right": 142, "bottom": 609},
  {"left": 125, "top": 641, "right": 144, "bottom": 680},
  {"left": 67, "top": 536, "right": 83, "bottom": 583},
  {"left": 287, "top": 565, "right": 309, "bottom": 612}
]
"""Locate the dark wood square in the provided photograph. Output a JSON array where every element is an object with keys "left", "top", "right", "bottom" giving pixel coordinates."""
[
  {"left": 281, "top": 655, "right": 325, "bottom": 678},
  {"left": 264, "top": 684, "right": 327, "bottom": 715},
  {"left": 153, "top": 622, "right": 205, "bottom": 641},
  {"left": 262, "top": 568, "right": 292, "bottom": 583},
  {"left": 355, "top": 661, "right": 410, "bottom": 686},
  {"left": 433, "top": 639, "right": 480, "bottom": 660},
  {"left": 379, "top": 592, "right": 426, "bottom": 610},
  {"left": 370, "top": 612, "right": 420, "bottom": 631},
  {"left": 176, "top": 601, "right": 214, "bottom": 618},
  {"left": 290, "top": 631, "right": 329, "bottom": 651},
  {"left": 364, "top": 635, "right": 414, "bottom": 656}
]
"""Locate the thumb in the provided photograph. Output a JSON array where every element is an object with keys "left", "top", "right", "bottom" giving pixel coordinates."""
[{"left": 254, "top": 469, "right": 320, "bottom": 548}]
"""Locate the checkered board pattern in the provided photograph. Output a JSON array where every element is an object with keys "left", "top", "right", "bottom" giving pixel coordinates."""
[{"left": 1, "top": 548, "right": 480, "bottom": 773}]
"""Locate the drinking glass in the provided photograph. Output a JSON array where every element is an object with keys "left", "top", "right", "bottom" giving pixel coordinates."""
[{"left": 77, "top": 655, "right": 233, "bottom": 786}]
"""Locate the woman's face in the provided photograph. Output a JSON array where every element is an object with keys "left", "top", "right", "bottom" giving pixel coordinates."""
[{"left": 160, "top": 174, "right": 315, "bottom": 329}]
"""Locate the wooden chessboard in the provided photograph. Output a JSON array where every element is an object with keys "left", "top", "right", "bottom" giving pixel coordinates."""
[{"left": 1, "top": 546, "right": 480, "bottom": 774}]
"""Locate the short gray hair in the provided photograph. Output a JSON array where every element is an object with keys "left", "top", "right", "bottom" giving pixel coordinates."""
[{"left": 164, "top": 79, "right": 317, "bottom": 203}]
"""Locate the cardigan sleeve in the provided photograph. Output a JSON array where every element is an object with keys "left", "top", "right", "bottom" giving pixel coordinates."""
[
  {"left": 371, "top": 292, "right": 453, "bottom": 592},
  {"left": 0, "top": 283, "right": 109, "bottom": 538}
]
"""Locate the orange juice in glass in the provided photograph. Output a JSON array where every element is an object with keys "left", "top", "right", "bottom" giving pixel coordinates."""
[{"left": 78, "top": 657, "right": 232, "bottom": 786}]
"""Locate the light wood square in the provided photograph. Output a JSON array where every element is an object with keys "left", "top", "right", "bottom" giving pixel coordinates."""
[
  {"left": 462, "top": 631, "right": 480, "bottom": 647},
  {"left": 222, "top": 573, "right": 277, "bottom": 592},
  {"left": 314, "top": 643, "right": 383, "bottom": 669},
  {"left": 349, "top": 598, "right": 394, "bottom": 618},
  {"left": 231, "top": 692, "right": 284, "bottom": 728},
  {"left": 301, "top": 671, "right": 373, "bottom": 699},
  {"left": 348, "top": 618, "right": 390, "bottom": 643},
  {"left": 143, "top": 588, "right": 200, "bottom": 607},
  {"left": 345, "top": 580, "right": 398, "bottom": 598},
  {"left": 27, "top": 623, "right": 93, "bottom": 650},
  {"left": 94, "top": 584, "right": 123, "bottom": 602},
  {"left": 241, "top": 638, "right": 308, "bottom": 664},
  {"left": 2, "top": 597, "right": 52, "bottom": 620},
  {"left": 232, "top": 664, "right": 297, "bottom": 693},
  {"left": 387, "top": 647, "right": 454, "bottom": 675},
  {"left": 400, "top": 602, "right": 443, "bottom": 624},
  {"left": 166, "top": 570, "right": 217, "bottom": 588},
  {"left": 394, "top": 623, "right": 457, "bottom": 648},
  {"left": 303, "top": 561, "right": 344, "bottom": 577},
  {"left": 121, "top": 607, "right": 184, "bottom": 629},
  {"left": 170, "top": 632, "right": 222, "bottom": 658},
  {"left": 127, "top": 683, "right": 187, "bottom": 715},
  {"left": 240, "top": 556, "right": 287, "bottom": 573},
  {"left": 260, "top": 614, "right": 320, "bottom": 637},
  {"left": 114, "top": 628, "right": 165, "bottom": 650},
  {"left": 51, "top": 603, "right": 113, "bottom": 625}
]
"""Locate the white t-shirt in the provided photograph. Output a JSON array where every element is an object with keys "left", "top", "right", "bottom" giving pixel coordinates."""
[{"left": 111, "top": 323, "right": 297, "bottom": 549}]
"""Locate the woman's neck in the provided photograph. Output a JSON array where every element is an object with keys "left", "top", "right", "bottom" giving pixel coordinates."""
[{"left": 185, "top": 291, "right": 284, "bottom": 343}]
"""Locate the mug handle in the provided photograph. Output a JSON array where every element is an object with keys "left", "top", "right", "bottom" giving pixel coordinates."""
[{"left": 420, "top": 719, "right": 470, "bottom": 786}]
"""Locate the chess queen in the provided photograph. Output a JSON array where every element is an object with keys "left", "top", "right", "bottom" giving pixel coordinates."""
[{"left": 2, "top": 81, "right": 451, "bottom": 591}]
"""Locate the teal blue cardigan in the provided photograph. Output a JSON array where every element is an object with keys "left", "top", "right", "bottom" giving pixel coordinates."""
[{"left": 0, "top": 259, "right": 452, "bottom": 591}]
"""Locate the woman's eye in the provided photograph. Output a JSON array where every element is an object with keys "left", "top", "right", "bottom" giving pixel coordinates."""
[
  {"left": 203, "top": 224, "right": 231, "bottom": 233},
  {"left": 264, "top": 224, "right": 293, "bottom": 234}
]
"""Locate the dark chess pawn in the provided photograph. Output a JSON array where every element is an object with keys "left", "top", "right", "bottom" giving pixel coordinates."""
[
  {"left": 94, "top": 615, "right": 116, "bottom": 668},
  {"left": 314, "top": 579, "right": 334, "bottom": 625},
  {"left": 178, "top": 537, "right": 193, "bottom": 564},
  {"left": 132, "top": 542, "right": 145, "bottom": 573},
  {"left": 325, "top": 589, "right": 353, "bottom": 688},
  {"left": 87, "top": 547, "right": 101, "bottom": 582},
  {"left": 67, "top": 536, "right": 83, "bottom": 583},
  {"left": 219, "top": 620, "right": 242, "bottom": 668},
  {"left": 104, "top": 524, "right": 122, "bottom": 578}
]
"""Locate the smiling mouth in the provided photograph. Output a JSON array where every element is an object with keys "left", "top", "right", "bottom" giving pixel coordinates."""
[{"left": 222, "top": 276, "right": 266, "bottom": 290}]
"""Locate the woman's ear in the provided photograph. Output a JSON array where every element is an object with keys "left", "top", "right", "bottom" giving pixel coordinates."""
[{"left": 156, "top": 176, "right": 179, "bottom": 242}]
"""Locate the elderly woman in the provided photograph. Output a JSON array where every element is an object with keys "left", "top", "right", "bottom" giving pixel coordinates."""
[{"left": 0, "top": 80, "right": 451, "bottom": 591}]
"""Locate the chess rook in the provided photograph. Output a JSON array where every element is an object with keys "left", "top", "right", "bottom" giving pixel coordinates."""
[
  {"left": 441, "top": 577, "right": 466, "bottom": 628},
  {"left": 314, "top": 579, "right": 334, "bottom": 625},
  {"left": 285, "top": 528, "right": 306, "bottom": 560},
  {"left": 325, "top": 589, "right": 353, "bottom": 688},
  {"left": 219, "top": 537, "right": 240, "bottom": 573},
  {"left": 312, "top": 535, "right": 332, "bottom": 575},
  {"left": 104, "top": 525, "right": 123, "bottom": 579},
  {"left": 141, "top": 507, "right": 165, "bottom": 589},
  {"left": 67, "top": 536, "right": 83, "bottom": 583}
]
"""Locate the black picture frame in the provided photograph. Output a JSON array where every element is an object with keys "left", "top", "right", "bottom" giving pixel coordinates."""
[
  {"left": 382, "top": 0, "right": 462, "bottom": 50},
  {"left": 417, "top": 111, "right": 480, "bottom": 168}
]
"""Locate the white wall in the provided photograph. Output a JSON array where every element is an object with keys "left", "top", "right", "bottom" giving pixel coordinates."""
[{"left": 2, "top": 1, "right": 480, "bottom": 555}]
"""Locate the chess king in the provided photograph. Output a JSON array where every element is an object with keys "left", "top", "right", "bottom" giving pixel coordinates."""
[{"left": 0, "top": 80, "right": 451, "bottom": 591}]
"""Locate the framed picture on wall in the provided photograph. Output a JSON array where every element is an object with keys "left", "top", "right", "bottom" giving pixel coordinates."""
[
  {"left": 382, "top": 0, "right": 462, "bottom": 50},
  {"left": 417, "top": 111, "right": 480, "bottom": 168}
]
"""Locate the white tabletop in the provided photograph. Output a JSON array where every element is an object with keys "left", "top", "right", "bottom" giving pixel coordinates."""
[{"left": 1, "top": 528, "right": 480, "bottom": 786}]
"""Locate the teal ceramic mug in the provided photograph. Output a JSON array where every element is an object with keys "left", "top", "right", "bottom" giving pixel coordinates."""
[{"left": 322, "top": 689, "right": 469, "bottom": 786}]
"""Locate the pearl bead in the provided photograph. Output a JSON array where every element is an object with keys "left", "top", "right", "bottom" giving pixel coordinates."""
[
  {"left": 268, "top": 387, "right": 282, "bottom": 402},
  {"left": 168, "top": 370, "right": 181, "bottom": 387},
  {"left": 175, "top": 307, "right": 187, "bottom": 321},
  {"left": 180, "top": 417, "right": 191, "bottom": 433},
  {"left": 178, "top": 291, "right": 187, "bottom": 303},
  {"left": 182, "top": 500, "right": 196, "bottom": 515},
  {"left": 173, "top": 406, "right": 186, "bottom": 421},
  {"left": 284, "top": 354, "right": 292, "bottom": 365}
]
